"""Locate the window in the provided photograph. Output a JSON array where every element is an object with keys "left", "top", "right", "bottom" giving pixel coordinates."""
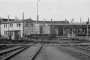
[
  {"left": 17, "top": 23, "right": 21, "bottom": 27},
  {"left": 10, "top": 24, "right": 13, "bottom": 27},
  {"left": 10, "top": 24, "right": 12, "bottom": 27},
  {"left": 6, "top": 24, "right": 7, "bottom": 27},
  {"left": 12, "top": 24, "right": 13, "bottom": 27},
  {"left": 4, "top": 24, "right": 7, "bottom": 28},
  {"left": 4, "top": 24, "right": 5, "bottom": 28}
]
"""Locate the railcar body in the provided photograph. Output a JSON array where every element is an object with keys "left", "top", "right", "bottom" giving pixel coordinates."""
[{"left": 29, "top": 23, "right": 56, "bottom": 39}]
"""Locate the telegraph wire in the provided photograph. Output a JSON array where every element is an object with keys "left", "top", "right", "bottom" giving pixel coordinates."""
[
  {"left": 41, "top": 0, "right": 61, "bottom": 18},
  {"left": 42, "top": 0, "right": 54, "bottom": 13}
]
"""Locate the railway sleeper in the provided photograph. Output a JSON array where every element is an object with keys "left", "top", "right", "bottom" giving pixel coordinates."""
[
  {"left": 0, "top": 46, "right": 24, "bottom": 56},
  {"left": 2, "top": 45, "right": 29, "bottom": 60}
]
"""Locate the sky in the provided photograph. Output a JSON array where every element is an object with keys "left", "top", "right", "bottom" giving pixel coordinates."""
[{"left": 0, "top": 0, "right": 90, "bottom": 22}]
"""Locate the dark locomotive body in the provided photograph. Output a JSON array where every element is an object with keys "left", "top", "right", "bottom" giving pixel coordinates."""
[{"left": 28, "top": 23, "right": 56, "bottom": 39}]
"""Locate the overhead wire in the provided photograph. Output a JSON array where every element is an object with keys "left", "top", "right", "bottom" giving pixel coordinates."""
[
  {"left": 41, "top": 0, "right": 54, "bottom": 12},
  {"left": 38, "top": 0, "right": 54, "bottom": 20},
  {"left": 41, "top": 0, "right": 62, "bottom": 18}
]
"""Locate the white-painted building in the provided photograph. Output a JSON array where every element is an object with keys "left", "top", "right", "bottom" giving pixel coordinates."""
[
  {"left": 1, "top": 20, "right": 23, "bottom": 40},
  {"left": 0, "top": 18, "right": 37, "bottom": 40}
]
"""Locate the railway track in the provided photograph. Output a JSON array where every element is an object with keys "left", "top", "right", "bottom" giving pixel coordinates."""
[
  {"left": 30, "top": 43, "right": 44, "bottom": 60},
  {"left": 0, "top": 45, "right": 29, "bottom": 60},
  {"left": 0, "top": 42, "right": 35, "bottom": 60},
  {"left": 0, "top": 43, "right": 44, "bottom": 60},
  {"left": 0, "top": 45, "right": 16, "bottom": 50}
]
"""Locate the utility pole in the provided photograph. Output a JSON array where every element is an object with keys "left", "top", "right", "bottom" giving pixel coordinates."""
[
  {"left": 23, "top": 12, "right": 24, "bottom": 37},
  {"left": 37, "top": 0, "right": 38, "bottom": 23},
  {"left": 80, "top": 17, "right": 81, "bottom": 23},
  {"left": 19, "top": 23, "right": 21, "bottom": 40},
  {"left": 86, "top": 17, "right": 89, "bottom": 41},
  {"left": 8, "top": 15, "right": 9, "bottom": 33},
  {"left": 37, "top": 0, "right": 40, "bottom": 23},
  {"left": 0, "top": 17, "right": 2, "bottom": 36},
  {"left": 80, "top": 17, "right": 81, "bottom": 35},
  {"left": 51, "top": 18, "right": 53, "bottom": 25},
  {"left": 8, "top": 15, "right": 10, "bottom": 39}
]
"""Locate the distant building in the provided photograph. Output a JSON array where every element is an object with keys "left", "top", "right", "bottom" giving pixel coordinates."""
[
  {"left": 0, "top": 18, "right": 70, "bottom": 39},
  {"left": 36, "top": 20, "right": 69, "bottom": 25},
  {"left": 1, "top": 18, "right": 15, "bottom": 22},
  {"left": 1, "top": 20, "right": 23, "bottom": 40},
  {"left": 0, "top": 18, "right": 34, "bottom": 39},
  {"left": 0, "top": 18, "right": 15, "bottom": 37}
]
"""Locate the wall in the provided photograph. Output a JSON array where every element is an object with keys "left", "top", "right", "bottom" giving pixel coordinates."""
[{"left": 1, "top": 22, "right": 23, "bottom": 37}]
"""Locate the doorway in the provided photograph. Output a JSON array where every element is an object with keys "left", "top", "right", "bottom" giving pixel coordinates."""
[{"left": 58, "top": 27, "right": 63, "bottom": 36}]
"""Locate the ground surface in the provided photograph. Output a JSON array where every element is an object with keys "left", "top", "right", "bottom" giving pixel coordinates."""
[
  {"left": 36, "top": 44, "right": 79, "bottom": 60},
  {"left": 3, "top": 43, "right": 86, "bottom": 60}
]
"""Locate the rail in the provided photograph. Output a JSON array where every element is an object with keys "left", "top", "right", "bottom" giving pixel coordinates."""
[
  {"left": 0, "top": 45, "right": 29, "bottom": 60},
  {"left": 0, "top": 42, "right": 43, "bottom": 60},
  {"left": 30, "top": 43, "right": 44, "bottom": 60},
  {"left": 0, "top": 42, "right": 36, "bottom": 60}
]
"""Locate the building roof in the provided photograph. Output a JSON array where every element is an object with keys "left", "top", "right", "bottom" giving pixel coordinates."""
[
  {"left": 1, "top": 18, "right": 34, "bottom": 24},
  {"left": 1, "top": 20, "right": 23, "bottom": 24},
  {"left": 33, "top": 20, "right": 69, "bottom": 24},
  {"left": 1, "top": 18, "right": 69, "bottom": 24},
  {"left": 2, "top": 18, "right": 15, "bottom": 21},
  {"left": 52, "top": 23, "right": 90, "bottom": 26}
]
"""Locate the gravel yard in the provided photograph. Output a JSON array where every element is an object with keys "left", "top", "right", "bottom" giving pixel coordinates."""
[{"left": 36, "top": 45, "right": 79, "bottom": 60}]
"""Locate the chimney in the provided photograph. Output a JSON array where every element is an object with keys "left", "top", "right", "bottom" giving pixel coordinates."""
[
  {"left": 83, "top": 20, "right": 84, "bottom": 23},
  {"left": 80, "top": 17, "right": 81, "bottom": 23},
  {"left": 43, "top": 18, "right": 45, "bottom": 25},
  {"left": 15, "top": 16, "right": 18, "bottom": 20},
  {"left": 88, "top": 17, "right": 89, "bottom": 23},
  {"left": 51, "top": 18, "right": 53, "bottom": 25},
  {"left": 8, "top": 15, "right": 9, "bottom": 21},
  {"left": 72, "top": 18, "right": 74, "bottom": 23},
  {"left": 65, "top": 18, "right": 67, "bottom": 21}
]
